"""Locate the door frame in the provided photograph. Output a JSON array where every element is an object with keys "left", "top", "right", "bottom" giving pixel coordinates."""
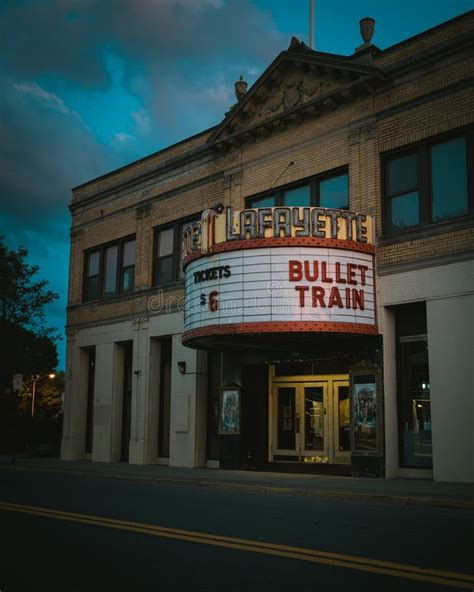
[{"left": 268, "top": 368, "right": 350, "bottom": 465}]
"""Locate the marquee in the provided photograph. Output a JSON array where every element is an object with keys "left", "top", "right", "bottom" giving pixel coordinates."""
[{"left": 182, "top": 207, "right": 377, "bottom": 348}]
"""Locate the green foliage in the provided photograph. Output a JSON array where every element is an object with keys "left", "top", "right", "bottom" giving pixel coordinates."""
[
  {"left": 0, "top": 237, "right": 59, "bottom": 334},
  {"left": 18, "top": 371, "right": 64, "bottom": 418},
  {"left": 0, "top": 237, "right": 59, "bottom": 390}
]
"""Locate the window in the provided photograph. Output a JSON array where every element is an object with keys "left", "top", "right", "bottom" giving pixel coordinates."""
[
  {"left": 84, "top": 237, "right": 135, "bottom": 302},
  {"left": 153, "top": 217, "right": 199, "bottom": 286},
  {"left": 384, "top": 129, "right": 473, "bottom": 234},
  {"left": 246, "top": 169, "right": 349, "bottom": 210},
  {"left": 395, "top": 302, "right": 432, "bottom": 469}
]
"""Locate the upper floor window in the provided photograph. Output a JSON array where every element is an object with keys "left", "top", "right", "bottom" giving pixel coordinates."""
[
  {"left": 246, "top": 169, "right": 349, "bottom": 210},
  {"left": 383, "top": 129, "right": 473, "bottom": 234},
  {"left": 84, "top": 237, "right": 135, "bottom": 302},
  {"left": 154, "top": 217, "right": 199, "bottom": 286}
]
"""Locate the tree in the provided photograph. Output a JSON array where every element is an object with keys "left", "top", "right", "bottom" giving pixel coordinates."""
[
  {"left": 18, "top": 371, "right": 65, "bottom": 418},
  {"left": 0, "top": 237, "right": 58, "bottom": 333},
  {"left": 0, "top": 237, "right": 59, "bottom": 390}
]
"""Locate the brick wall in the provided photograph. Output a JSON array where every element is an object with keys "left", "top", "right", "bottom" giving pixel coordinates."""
[{"left": 67, "top": 12, "right": 474, "bottom": 329}]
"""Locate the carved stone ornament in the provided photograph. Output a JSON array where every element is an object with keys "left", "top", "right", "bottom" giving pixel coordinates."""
[
  {"left": 235, "top": 75, "right": 248, "bottom": 101},
  {"left": 359, "top": 17, "right": 375, "bottom": 44},
  {"left": 283, "top": 80, "right": 303, "bottom": 109}
]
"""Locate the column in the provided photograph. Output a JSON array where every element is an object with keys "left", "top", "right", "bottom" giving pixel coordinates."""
[
  {"left": 91, "top": 342, "right": 117, "bottom": 462},
  {"left": 60, "top": 329, "right": 88, "bottom": 460},
  {"left": 168, "top": 334, "right": 201, "bottom": 467},
  {"left": 129, "top": 318, "right": 161, "bottom": 465},
  {"left": 427, "top": 295, "right": 474, "bottom": 483}
]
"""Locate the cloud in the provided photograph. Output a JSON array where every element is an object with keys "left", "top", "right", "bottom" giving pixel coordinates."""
[
  {"left": 0, "top": 0, "right": 287, "bottom": 368},
  {"left": 113, "top": 132, "right": 133, "bottom": 144},
  {"left": 13, "top": 81, "right": 72, "bottom": 114}
]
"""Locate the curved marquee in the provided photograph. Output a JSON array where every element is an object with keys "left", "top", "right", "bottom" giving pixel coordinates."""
[{"left": 183, "top": 238, "right": 377, "bottom": 348}]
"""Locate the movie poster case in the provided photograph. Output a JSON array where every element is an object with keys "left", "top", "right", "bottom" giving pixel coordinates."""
[
  {"left": 350, "top": 365, "right": 383, "bottom": 457},
  {"left": 219, "top": 386, "right": 241, "bottom": 435}
]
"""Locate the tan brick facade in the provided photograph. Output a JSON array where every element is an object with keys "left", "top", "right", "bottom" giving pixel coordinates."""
[
  {"left": 68, "top": 11, "right": 474, "bottom": 329},
  {"left": 62, "top": 11, "right": 474, "bottom": 481}
]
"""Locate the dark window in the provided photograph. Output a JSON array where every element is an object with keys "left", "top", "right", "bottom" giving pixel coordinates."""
[
  {"left": 84, "top": 237, "right": 135, "bottom": 302},
  {"left": 246, "top": 169, "right": 349, "bottom": 209},
  {"left": 395, "top": 302, "right": 432, "bottom": 469},
  {"left": 158, "top": 337, "right": 172, "bottom": 458},
  {"left": 153, "top": 217, "right": 199, "bottom": 286},
  {"left": 383, "top": 129, "right": 473, "bottom": 234},
  {"left": 85, "top": 251, "right": 101, "bottom": 301},
  {"left": 122, "top": 240, "right": 136, "bottom": 292},
  {"left": 121, "top": 342, "right": 133, "bottom": 462},
  {"left": 84, "top": 347, "right": 95, "bottom": 454}
]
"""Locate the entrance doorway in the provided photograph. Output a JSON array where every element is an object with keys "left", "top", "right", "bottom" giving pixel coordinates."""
[{"left": 270, "top": 373, "right": 350, "bottom": 465}]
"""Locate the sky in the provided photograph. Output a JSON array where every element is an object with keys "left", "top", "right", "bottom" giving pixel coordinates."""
[{"left": 1, "top": 0, "right": 472, "bottom": 370}]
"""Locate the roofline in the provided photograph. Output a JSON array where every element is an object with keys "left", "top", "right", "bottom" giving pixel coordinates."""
[
  {"left": 72, "top": 9, "right": 472, "bottom": 194},
  {"left": 378, "top": 9, "right": 473, "bottom": 57},
  {"left": 72, "top": 124, "right": 217, "bottom": 192}
]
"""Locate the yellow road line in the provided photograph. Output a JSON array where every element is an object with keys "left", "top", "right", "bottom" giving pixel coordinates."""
[{"left": 0, "top": 501, "right": 472, "bottom": 589}]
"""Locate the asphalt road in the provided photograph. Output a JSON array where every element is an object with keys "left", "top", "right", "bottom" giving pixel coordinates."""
[{"left": 0, "top": 468, "right": 472, "bottom": 592}]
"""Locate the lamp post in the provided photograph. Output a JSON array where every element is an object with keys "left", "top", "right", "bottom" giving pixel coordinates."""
[{"left": 31, "top": 373, "right": 56, "bottom": 417}]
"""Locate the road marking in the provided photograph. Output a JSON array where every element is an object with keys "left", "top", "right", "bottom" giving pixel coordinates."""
[{"left": 1, "top": 501, "right": 473, "bottom": 589}]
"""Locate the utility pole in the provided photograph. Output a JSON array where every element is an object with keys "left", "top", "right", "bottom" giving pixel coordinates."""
[{"left": 310, "top": 0, "right": 315, "bottom": 49}]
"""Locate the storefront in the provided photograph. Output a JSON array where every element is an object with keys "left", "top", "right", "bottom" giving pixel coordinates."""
[
  {"left": 182, "top": 206, "right": 384, "bottom": 476},
  {"left": 61, "top": 11, "right": 473, "bottom": 483}
]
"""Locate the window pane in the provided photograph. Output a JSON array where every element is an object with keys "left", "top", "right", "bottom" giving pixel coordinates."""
[
  {"left": 399, "top": 339, "right": 432, "bottom": 469},
  {"left": 387, "top": 154, "right": 418, "bottom": 195},
  {"left": 431, "top": 137, "right": 468, "bottom": 222},
  {"left": 157, "top": 255, "right": 174, "bottom": 284},
  {"left": 248, "top": 195, "right": 275, "bottom": 208},
  {"left": 283, "top": 184, "right": 310, "bottom": 206},
  {"left": 123, "top": 240, "right": 135, "bottom": 267},
  {"left": 86, "top": 276, "right": 101, "bottom": 301},
  {"left": 122, "top": 266, "right": 134, "bottom": 292},
  {"left": 304, "top": 386, "right": 324, "bottom": 451},
  {"left": 320, "top": 174, "right": 349, "bottom": 209},
  {"left": 158, "top": 228, "right": 174, "bottom": 257},
  {"left": 87, "top": 251, "right": 100, "bottom": 277},
  {"left": 104, "top": 245, "right": 118, "bottom": 294},
  {"left": 390, "top": 191, "right": 419, "bottom": 230}
]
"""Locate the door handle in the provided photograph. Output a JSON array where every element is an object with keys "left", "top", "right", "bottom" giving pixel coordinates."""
[{"left": 296, "top": 417, "right": 300, "bottom": 434}]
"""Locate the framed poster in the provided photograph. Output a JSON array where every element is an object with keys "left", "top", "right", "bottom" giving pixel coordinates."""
[
  {"left": 350, "top": 366, "right": 383, "bottom": 456},
  {"left": 219, "top": 387, "right": 240, "bottom": 435}
]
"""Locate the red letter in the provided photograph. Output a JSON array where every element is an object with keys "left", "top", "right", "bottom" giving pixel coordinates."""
[
  {"left": 328, "top": 287, "right": 343, "bottom": 308},
  {"left": 312, "top": 287, "right": 326, "bottom": 308},
  {"left": 209, "top": 291, "right": 219, "bottom": 312},
  {"left": 352, "top": 289, "right": 365, "bottom": 310},
  {"left": 347, "top": 263, "right": 357, "bottom": 285},
  {"left": 358, "top": 264, "right": 368, "bottom": 286},
  {"left": 335, "top": 262, "right": 346, "bottom": 284},
  {"left": 304, "top": 260, "right": 319, "bottom": 281},
  {"left": 289, "top": 260, "right": 302, "bottom": 281},
  {"left": 321, "top": 261, "right": 333, "bottom": 283},
  {"left": 294, "top": 285, "right": 309, "bottom": 307}
]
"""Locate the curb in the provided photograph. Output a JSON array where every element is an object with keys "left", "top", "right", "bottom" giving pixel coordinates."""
[{"left": 1, "top": 464, "right": 473, "bottom": 510}]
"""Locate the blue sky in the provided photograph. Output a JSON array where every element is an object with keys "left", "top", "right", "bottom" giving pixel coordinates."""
[{"left": 1, "top": 0, "right": 472, "bottom": 369}]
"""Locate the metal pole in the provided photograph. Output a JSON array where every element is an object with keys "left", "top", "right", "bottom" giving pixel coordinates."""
[
  {"left": 310, "top": 0, "right": 315, "bottom": 49},
  {"left": 31, "top": 378, "right": 36, "bottom": 417}
]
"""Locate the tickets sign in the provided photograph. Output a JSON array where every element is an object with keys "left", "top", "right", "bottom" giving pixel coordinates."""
[{"left": 182, "top": 207, "right": 377, "bottom": 346}]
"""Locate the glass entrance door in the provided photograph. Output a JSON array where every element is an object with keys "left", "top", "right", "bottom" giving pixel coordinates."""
[
  {"left": 271, "top": 375, "right": 350, "bottom": 464},
  {"left": 272, "top": 381, "right": 328, "bottom": 462}
]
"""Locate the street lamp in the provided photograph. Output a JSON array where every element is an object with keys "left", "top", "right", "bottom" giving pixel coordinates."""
[{"left": 31, "top": 373, "right": 56, "bottom": 417}]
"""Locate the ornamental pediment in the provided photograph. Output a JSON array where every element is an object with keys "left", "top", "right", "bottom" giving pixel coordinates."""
[{"left": 207, "top": 38, "right": 386, "bottom": 149}]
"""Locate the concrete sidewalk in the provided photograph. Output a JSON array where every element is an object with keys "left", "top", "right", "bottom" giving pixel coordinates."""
[{"left": 1, "top": 457, "right": 473, "bottom": 509}]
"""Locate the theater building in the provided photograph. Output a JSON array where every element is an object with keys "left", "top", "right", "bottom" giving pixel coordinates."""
[{"left": 61, "top": 12, "right": 474, "bottom": 483}]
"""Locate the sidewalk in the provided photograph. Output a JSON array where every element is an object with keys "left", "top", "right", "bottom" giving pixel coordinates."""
[{"left": 1, "top": 457, "right": 473, "bottom": 509}]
